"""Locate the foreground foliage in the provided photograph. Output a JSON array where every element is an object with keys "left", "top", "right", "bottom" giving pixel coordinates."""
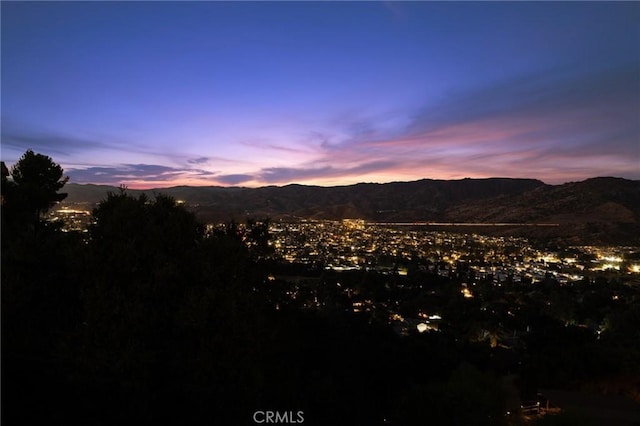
[{"left": 2, "top": 152, "right": 639, "bottom": 425}]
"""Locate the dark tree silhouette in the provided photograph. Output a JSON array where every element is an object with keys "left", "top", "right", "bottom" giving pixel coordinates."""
[
  {"left": 75, "top": 191, "right": 272, "bottom": 424},
  {"left": 2, "top": 149, "right": 68, "bottom": 231},
  {"left": 1, "top": 152, "right": 83, "bottom": 426}
]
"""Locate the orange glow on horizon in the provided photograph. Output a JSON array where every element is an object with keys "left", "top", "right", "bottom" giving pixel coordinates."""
[{"left": 107, "top": 170, "right": 541, "bottom": 190}]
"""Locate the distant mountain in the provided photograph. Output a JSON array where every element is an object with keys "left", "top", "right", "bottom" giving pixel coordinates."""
[
  {"left": 61, "top": 178, "right": 546, "bottom": 221},
  {"left": 59, "top": 177, "right": 640, "bottom": 245},
  {"left": 444, "top": 177, "right": 640, "bottom": 245}
]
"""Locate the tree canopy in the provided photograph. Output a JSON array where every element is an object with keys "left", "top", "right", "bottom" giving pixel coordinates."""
[{"left": 2, "top": 149, "right": 68, "bottom": 231}]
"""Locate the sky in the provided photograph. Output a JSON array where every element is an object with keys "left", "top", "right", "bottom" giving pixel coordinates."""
[{"left": 2, "top": 1, "right": 639, "bottom": 189}]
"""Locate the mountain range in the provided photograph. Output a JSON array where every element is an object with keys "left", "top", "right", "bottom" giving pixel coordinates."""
[{"left": 60, "top": 177, "right": 640, "bottom": 245}]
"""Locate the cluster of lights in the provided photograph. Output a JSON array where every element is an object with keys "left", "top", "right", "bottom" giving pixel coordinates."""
[{"left": 461, "top": 286, "right": 474, "bottom": 299}]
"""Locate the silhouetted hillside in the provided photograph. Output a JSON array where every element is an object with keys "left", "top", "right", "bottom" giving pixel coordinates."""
[
  {"left": 63, "top": 178, "right": 546, "bottom": 221},
  {"left": 445, "top": 177, "right": 640, "bottom": 245},
  {"left": 60, "top": 177, "right": 640, "bottom": 245}
]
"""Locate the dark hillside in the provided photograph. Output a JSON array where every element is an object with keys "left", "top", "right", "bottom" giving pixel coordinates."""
[
  {"left": 63, "top": 178, "right": 546, "bottom": 222},
  {"left": 60, "top": 177, "right": 640, "bottom": 244},
  {"left": 445, "top": 177, "right": 640, "bottom": 245}
]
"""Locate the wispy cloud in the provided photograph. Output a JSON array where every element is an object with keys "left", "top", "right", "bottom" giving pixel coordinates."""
[
  {"left": 7, "top": 62, "right": 637, "bottom": 188},
  {"left": 409, "top": 62, "right": 639, "bottom": 144},
  {"left": 187, "top": 156, "right": 210, "bottom": 165},
  {"left": 0, "top": 129, "right": 113, "bottom": 157},
  {"left": 215, "top": 173, "right": 254, "bottom": 185},
  {"left": 205, "top": 62, "right": 640, "bottom": 187},
  {"left": 67, "top": 164, "right": 217, "bottom": 187},
  {"left": 1, "top": 126, "right": 178, "bottom": 163},
  {"left": 257, "top": 160, "right": 399, "bottom": 184},
  {"left": 241, "top": 140, "right": 312, "bottom": 155},
  {"left": 408, "top": 63, "right": 637, "bottom": 132},
  {"left": 288, "top": 62, "right": 640, "bottom": 184}
]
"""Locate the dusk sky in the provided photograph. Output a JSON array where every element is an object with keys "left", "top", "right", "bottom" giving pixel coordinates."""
[{"left": 2, "top": 1, "right": 639, "bottom": 188}]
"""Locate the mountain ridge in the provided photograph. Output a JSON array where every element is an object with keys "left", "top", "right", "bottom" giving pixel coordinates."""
[{"left": 59, "top": 177, "right": 640, "bottom": 245}]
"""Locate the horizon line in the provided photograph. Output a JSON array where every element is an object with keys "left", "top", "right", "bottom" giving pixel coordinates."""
[{"left": 60, "top": 175, "right": 635, "bottom": 191}]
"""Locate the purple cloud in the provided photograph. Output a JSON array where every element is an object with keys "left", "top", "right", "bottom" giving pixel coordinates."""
[
  {"left": 258, "top": 160, "right": 398, "bottom": 184},
  {"left": 215, "top": 173, "right": 255, "bottom": 185},
  {"left": 187, "top": 156, "right": 211, "bottom": 165},
  {"left": 67, "top": 164, "right": 217, "bottom": 185},
  {"left": 0, "top": 128, "right": 113, "bottom": 157}
]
